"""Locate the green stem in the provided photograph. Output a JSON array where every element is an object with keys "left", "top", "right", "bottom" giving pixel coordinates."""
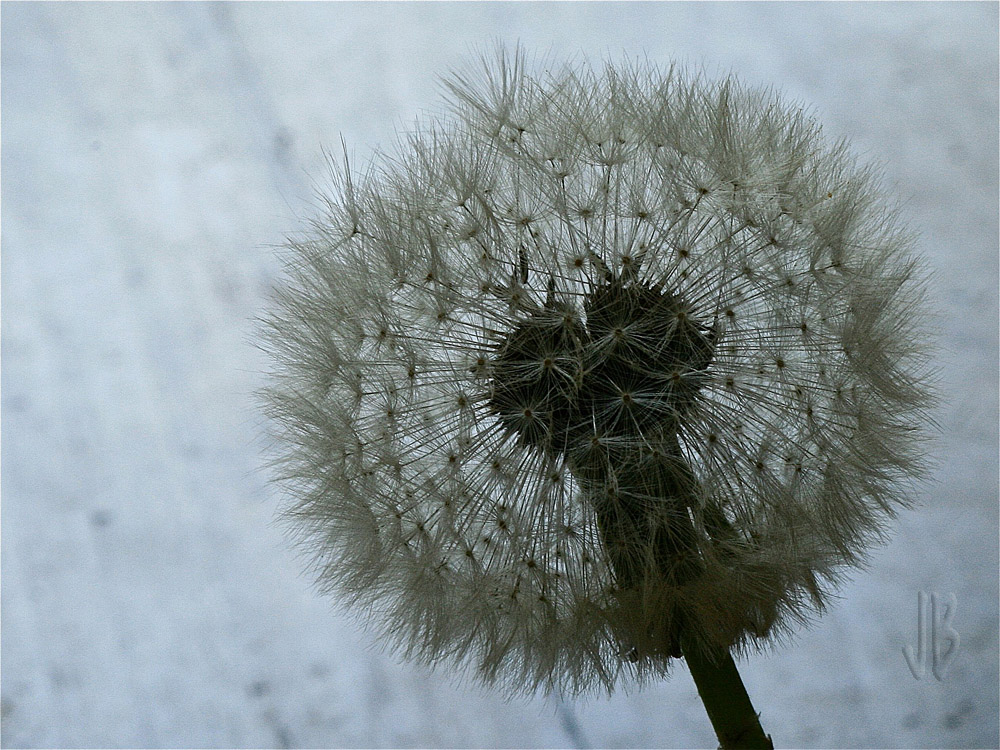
[
  {"left": 683, "top": 641, "right": 773, "bottom": 749},
  {"left": 579, "top": 435, "right": 773, "bottom": 747}
]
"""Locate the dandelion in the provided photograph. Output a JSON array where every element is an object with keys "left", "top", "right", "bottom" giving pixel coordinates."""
[{"left": 262, "top": 49, "right": 933, "bottom": 747}]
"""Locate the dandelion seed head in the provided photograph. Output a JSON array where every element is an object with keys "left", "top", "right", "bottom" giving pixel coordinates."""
[{"left": 263, "top": 48, "right": 935, "bottom": 695}]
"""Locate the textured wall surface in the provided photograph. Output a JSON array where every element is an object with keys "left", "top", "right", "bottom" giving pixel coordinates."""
[{"left": 2, "top": 3, "right": 997, "bottom": 748}]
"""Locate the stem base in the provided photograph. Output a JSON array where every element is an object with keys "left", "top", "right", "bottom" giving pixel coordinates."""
[{"left": 683, "top": 643, "right": 773, "bottom": 749}]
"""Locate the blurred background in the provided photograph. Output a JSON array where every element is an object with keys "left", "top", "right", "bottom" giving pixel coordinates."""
[{"left": 2, "top": 2, "right": 997, "bottom": 748}]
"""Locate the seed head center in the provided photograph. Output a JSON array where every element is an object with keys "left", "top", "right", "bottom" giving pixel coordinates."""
[{"left": 488, "top": 277, "right": 716, "bottom": 458}]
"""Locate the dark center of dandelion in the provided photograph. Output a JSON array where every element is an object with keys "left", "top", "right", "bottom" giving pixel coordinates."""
[
  {"left": 488, "top": 276, "right": 719, "bottom": 659},
  {"left": 487, "top": 301, "right": 586, "bottom": 453},
  {"left": 488, "top": 276, "right": 716, "bottom": 459}
]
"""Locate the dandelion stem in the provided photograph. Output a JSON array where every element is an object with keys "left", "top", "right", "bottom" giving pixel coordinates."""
[
  {"left": 588, "top": 443, "right": 773, "bottom": 747},
  {"left": 683, "top": 641, "right": 773, "bottom": 749}
]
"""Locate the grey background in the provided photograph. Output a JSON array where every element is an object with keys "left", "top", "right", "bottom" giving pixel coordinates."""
[{"left": 2, "top": 2, "right": 997, "bottom": 748}]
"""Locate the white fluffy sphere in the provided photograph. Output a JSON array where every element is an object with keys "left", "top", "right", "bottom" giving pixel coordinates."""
[{"left": 263, "top": 50, "right": 934, "bottom": 695}]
